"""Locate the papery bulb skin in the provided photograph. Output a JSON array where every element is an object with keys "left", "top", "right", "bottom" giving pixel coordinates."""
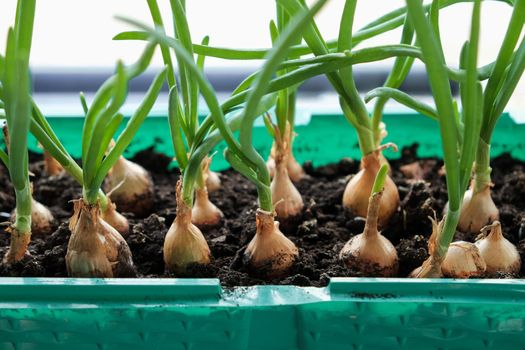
[
  {"left": 458, "top": 185, "right": 499, "bottom": 234},
  {"left": 206, "top": 170, "right": 221, "bottom": 192},
  {"left": 409, "top": 257, "right": 444, "bottom": 278},
  {"left": 343, "top": 152, "right": 399, "bottom": 227},
  {"left": 244, "top": 209, "right": 298, "bottom": 278},
  {"left": 441, "top": 241, "right": 486, "bottom": 278},
  {"left": 66, "top": 200, "right": 135, "bottom": 277},
  {"left": 270, "top": 123, "right": 304, "bottom": 222},
  {"left": 164, "top": 181, "right": 211, "bottom": 274},
  {"left": 3, "top": 227, "right": 31, "bottom": 264},
  {"left": 475, "top": 221, "right": 521, "bottom": 276},
  {"left": 271, "top": 164, "right": 304, "bottom": 220},
  {"left": 30, "top": 199, "right": 55, "bottom": 235},
  {"left": 202, "top": 155, "right": 221, "bottom": 193},
  {"left": 43, "top": 150, "right": 64, "bottom": 177},
  {"left": 101, "top": 200, "right": 130, "bottom": 237},
  {"left": 286, "top": 151, "right": 306, "bottom": 183},
  {"left": 105, "top": 157, "right": 154, "bottom": 217},
  {"left": 192, "top": 187, "right": 223, "bottom": 229},
  {"left": 267, "top": 141, "right": 306, "bottom": 183},
  {"left": 11, "top": 198, "right": 55, "bottom": 236},
  {"left": 11, "top": 183, "right": 55, "bottom": 236},
  {"left": 411, "top": 217, "right": 445, "bottom": 278},
  {"left": 340, "top": 191, "right": 398, "bottom": 277}
]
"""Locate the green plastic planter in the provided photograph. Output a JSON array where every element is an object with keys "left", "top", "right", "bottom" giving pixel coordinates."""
[{"left": 1, "top": 112, "right": 525, "bottom": 349}]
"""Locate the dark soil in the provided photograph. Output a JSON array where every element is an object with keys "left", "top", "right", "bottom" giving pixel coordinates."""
[{"left": 1, "top": 145, "right": 525, "bottom": 287}]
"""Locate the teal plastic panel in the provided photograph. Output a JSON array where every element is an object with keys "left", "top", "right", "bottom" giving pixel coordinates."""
[
  {"left": 0, "top": 278, "right": 524, "bottom": 349},
  {"left": 2, "top": 112, "right": 523, "bottom": 171}
]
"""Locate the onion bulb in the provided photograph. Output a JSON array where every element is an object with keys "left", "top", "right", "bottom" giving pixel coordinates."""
[
  {"left": 441, "top": 241, "right": 486, "bottom": 278},
  {"left": 243, "top": 209, "right": 298, "bottom": 278},
  {"left": 267, "top": 131, "right": 305, "bottom": 183},
  {"left": 66, "top": 200, "right": 135, "bottom": 277},
  {"left": 192, "top": 186, "right": 223, "bottom": 228},
  {"left": 104, "top": 156, "right": 154, "bottom": 217},
  {"left": 410, "top": 216, "right": 444, "bottom": 278},
  {"left": 340, "top": 190, "right": 398, "bottom": 276},
  {"left": 11, "top": 185, "right": 55, "bottom": 235},
  {"left": 203, "top": 156, "right": 221, "bottom": 192},
  {"left": 43, "top": 149, "right": 64, "bottom": 176},
  {"left": 271, "top": 123, "right": 304, "bottom": 220},
  {"left": 343, "top": 144, "right": 399, "bottom": 227},
  {"left": 29, "top": 198, "right": 54, "bottom": 235},
  {"left": 101, "top": 198, "right": 130, "bottom": 236},
  {"left": 475, "top": 221, "right": 520, "bottom": 275},
  {"left": 164, "top": 181, "right": 211, "bottom": 274},
  {"left": 191, "top": 158, "right": 223, "bottom": 228},
  {"left": 458, "top": 184, "right": 499, "bottom": 234},
  {"left": 400, "top": 162, "right": 424, "bottom": 181}
]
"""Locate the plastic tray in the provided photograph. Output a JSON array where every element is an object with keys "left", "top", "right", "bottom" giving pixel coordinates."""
[
  {"left": 1, "top": 278, "right": 525, "bottom": 349},
  {"left": 1, "top": 112, "right": 525, "bottom": 349}
]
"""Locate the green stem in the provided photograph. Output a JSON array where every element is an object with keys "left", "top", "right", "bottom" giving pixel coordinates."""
[
  {"left": 473, "top": 138, "right": 491, "bottom": 193},
  {"left": 406, "top": 0, "right": 460, "bottom": 211},
  {"left": 146, "top": 0, "right": 176, "bottom": 87},
  {"left": 372, "top": 164, "right": 389, "bottom": 194},
  {"left": 14, "top": 184, "right": 31, "bottom": 233},
  {"left": 339, "top": 98, "right": 375, "bottom": 155},
  {"left": 83, "top": 187, "right": 100, "bottom": 205},
  {"left": 257, "top": 183, "right": 273, "bottom": 212},
  {"left": 437, "top": 209, "right": 460, "bottom": 257},
  {"left": 195, "top": 165, "right": 205, "bottom": 190}
]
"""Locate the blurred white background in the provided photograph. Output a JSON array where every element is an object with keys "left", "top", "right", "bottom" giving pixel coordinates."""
[{"left": 0, "top": 0, "right": 523, "bottom": 116}]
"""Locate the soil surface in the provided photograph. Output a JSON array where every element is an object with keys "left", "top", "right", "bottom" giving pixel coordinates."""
[{"left": 1, "top": 145, "right": 524, "bottom": 287}]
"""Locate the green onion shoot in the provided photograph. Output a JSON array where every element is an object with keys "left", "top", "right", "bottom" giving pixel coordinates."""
[
  {"left": 66, "top": 44, "right": 165, "bottom": 277},
  {"left": 0, "top": 0, "right": 38, "bottom": 263},
  {"left": 277, "top": 0, "right": 400, "bottom": 227},
  {"left": 265, "top": 4, "right": 305, "bottom": 222},
  {"left": 339, "top": 164, "right": 399, "bottom": 276}
]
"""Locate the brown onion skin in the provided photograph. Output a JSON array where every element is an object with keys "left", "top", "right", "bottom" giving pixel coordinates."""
[
  {"left": 267, "top": 142, "right": 306, "bottom": 183},
  {"left": 410, "top": 217, "right": 445, "bottom": 278},
  {"left": 244, "top": 209, "right": 298, "bottom": 278},
  {"left": 105, "top": 157, "right": 154, "bottom": 217},
  {"left": 3, "top": 227, "right": 31, "bottom": 264},
  {"left": 343, "top": 152, "right": 399, "bottom": 227},
  {"left": 164, "top": 181, "right": 211, "bottom": 274},
  {"left": 271, "top": 165, "right": 304, "bottom": 220},
  {"left": 29, "top": 199, "right": 55, "bottom": 235},
  {"left": 191, "top": 186, "right": 223, "bottom": 229},
  {"left": 101, "top": 200, "right": 130, "bottom": 237},
  {"left": 270, "top": 123, "right": 304, "bottom": 221},
  {"left": 340, "top": 191, "right": 398, "bottom": 277},
  {"left": 458, "top": 185, "right": 499, "bottom": 234},
  {"left": 475, "top": 221, "right": 521, "bottom": 276},
  {"left": 11, "top": 198, "right": 55, "bottom": 236},
  {"left": 43, "top": 150, "right": 64, "bottom": 177},
  {"left": 441, "top": 241, "right": 486, "bottom": 278},
  {"left": 206, "top": 170, "right": 221, "bottom": 192},
  {"left": 66, "top": 200, "right": 135, "bottom": 277}
]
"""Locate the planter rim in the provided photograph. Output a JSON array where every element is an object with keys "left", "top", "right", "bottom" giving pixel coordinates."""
[{"left": 1, "top": 277, "right": 524, "bottom": 306}]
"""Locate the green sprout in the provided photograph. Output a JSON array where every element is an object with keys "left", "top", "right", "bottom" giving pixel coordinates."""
[{"left": 0, "top": 0, "right": 36, "bottom": 264}]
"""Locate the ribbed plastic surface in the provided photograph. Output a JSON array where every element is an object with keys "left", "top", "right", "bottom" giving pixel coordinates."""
[{"left": 0, "top": 278, "right": 524, "bottom": 349}]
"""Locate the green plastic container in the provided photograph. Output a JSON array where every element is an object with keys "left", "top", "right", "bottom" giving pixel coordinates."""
[{"left": 1, "top": 112, "right": 525, "bottom": 349}]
